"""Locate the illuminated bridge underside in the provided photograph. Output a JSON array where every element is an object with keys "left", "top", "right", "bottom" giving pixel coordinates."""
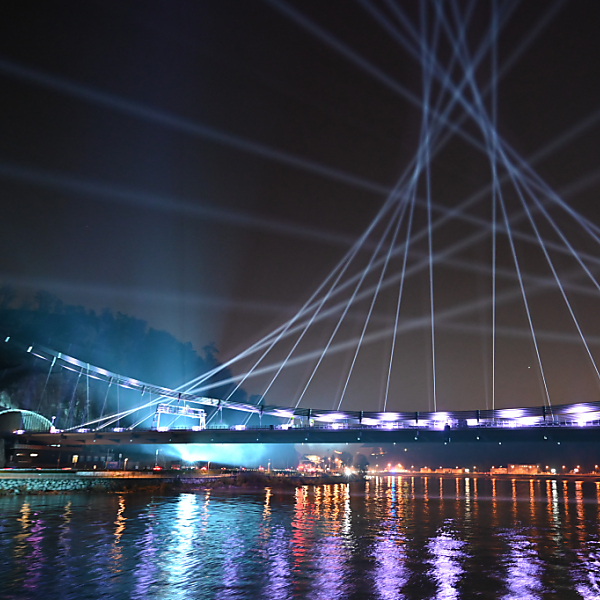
[{"left": 13, "top": 425, "right": 600, "bottom": 447}]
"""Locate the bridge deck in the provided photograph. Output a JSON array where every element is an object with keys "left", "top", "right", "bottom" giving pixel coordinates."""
[{"left": 9, "top": 425, "right": 600, "bottom": 446}]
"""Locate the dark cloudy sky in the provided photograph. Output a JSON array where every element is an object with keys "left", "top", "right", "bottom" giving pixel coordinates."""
[{"left": 1, "top": 1, "right": 600, "bottom": 413}]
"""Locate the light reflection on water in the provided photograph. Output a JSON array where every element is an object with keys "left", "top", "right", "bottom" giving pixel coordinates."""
[{"left": 2, "top": 478, "right": 600, "bottom": 599}]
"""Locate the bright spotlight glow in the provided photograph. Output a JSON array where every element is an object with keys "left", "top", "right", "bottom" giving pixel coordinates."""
[{"left": 172, "top": 443, "right": 278, "bottom": 468}]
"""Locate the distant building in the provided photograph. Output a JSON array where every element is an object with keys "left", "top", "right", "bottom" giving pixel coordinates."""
[
  {"left": 508, "top": 464, "right": 539, "bottom": 475},
  {"left": 490, "top": 467, "right": 508, "bottom": 475},
  {"left": 435, "top": 468, "right": 466, "bottom": 474}
]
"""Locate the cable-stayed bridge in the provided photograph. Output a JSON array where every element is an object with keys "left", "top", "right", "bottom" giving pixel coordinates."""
[{"left": 4, "top": 2, "right": 600, "bottom": 448}]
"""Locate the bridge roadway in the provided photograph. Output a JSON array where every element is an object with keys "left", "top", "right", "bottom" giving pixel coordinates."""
[{"left": 9, "top": 425, "right": 600, "bottom": 447}]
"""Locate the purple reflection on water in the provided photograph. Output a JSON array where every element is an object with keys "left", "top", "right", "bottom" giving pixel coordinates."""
[
  {"left": 219, "top": 520, "right": 248, "bottom": 599},
  {"left": 132, "top": 516, "right": 158, "bottom": 599},
  {"left": 574, "top": 551, "right": 600, "bottom": 599},
  {"left": 501, "top": 535, "right": 543, "bottom": 599},
  {"left": 263, "top": 526, "right": 291, "bottom": 599},
  {"left": 427, "top": 529, "right": 465, "bottom": 600},
  {"left": 24, "top": 517, "right": 46, "bottom": 591},
  {"left": 310, "top": 535, "right": 350, "bottom": 599},
  {"left": 373, "top": 536, "right": 407, "bottom": 600}
]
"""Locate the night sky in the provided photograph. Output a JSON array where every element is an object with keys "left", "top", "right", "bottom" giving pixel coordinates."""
[{"left": 2, "top": 1, "right": 600, "bottom": 414}]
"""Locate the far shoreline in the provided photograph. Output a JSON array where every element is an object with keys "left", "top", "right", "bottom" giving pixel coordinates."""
[{"left": 2, "top": 468, "right": 600, "bottom": 496}]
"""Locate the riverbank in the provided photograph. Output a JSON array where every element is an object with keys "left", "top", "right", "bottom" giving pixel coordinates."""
[{"left": 0, "top": 469, "right": 356, "bottom": 495}]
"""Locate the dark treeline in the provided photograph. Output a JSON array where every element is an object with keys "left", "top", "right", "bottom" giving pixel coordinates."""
[{"left": 0, "top": 287, "right": 249, "bottom": 427}]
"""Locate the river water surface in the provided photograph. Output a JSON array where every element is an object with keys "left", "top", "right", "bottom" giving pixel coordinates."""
[{"left": 2, "top": 476, "right": 600, "bottom": 599}]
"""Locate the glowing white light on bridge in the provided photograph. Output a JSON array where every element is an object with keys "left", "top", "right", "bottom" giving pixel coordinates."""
[
  {"left": 318, "top": 413, "right": 347, "bottom": 422},
  {"left": 273, "top": 409, "right": 295, "bottom": 419},
  {"left": 498, "top": 409, "right": 524, "bottom": 419},
  {"left": 378, "top": 413, "right": 401, "bottom": 422}
]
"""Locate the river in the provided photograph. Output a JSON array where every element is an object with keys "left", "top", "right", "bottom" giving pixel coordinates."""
[{"left": 1, "top": 476, "right": 600, "bottom": 599}]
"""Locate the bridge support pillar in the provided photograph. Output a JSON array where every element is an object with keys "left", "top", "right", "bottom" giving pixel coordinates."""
[{"left": 0, "top": 437, "right": 5, "bottom": 469}]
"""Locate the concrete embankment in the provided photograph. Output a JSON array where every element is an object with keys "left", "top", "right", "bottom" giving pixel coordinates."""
[
  {"left": 0, "top": 470, "right": 359, "bottom": 494},
  {"left": 0, "top": 470, "right": 230, "bottom": 494}
]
